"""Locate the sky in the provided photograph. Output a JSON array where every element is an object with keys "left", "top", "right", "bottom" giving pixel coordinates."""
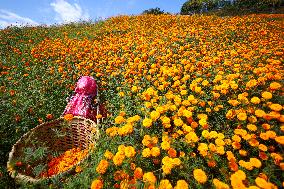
[{"left": 0, "top": 0, "right": 186, "bottom": 29}]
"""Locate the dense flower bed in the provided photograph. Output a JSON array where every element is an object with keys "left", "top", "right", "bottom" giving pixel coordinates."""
[{"left": 1, "top": 14, "right": 283, "bottom": 188}]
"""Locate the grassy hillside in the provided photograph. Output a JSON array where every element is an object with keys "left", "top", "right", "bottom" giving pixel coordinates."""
[{"left": 1, "top": 14, "right": 283, "bottom": 188}]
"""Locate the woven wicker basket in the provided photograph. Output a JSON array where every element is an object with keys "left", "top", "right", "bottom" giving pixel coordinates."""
[{"left": 7, "top": 116, "right": 99, "bottom": 183}]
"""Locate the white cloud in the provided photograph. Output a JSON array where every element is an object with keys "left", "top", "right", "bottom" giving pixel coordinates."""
[
  {"left": 50, "top": 0, "right": 89, "bottom": 23},
  {"left": 0, "top": 9, "right": 38, "bottom": 29}
]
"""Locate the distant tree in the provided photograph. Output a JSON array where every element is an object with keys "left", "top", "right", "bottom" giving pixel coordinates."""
[
  {"left": 181, "top": 0, "right": 219, "bottom": 15},
  {"left": 142, "top": 7, "right": 168, "bottom": 15}
]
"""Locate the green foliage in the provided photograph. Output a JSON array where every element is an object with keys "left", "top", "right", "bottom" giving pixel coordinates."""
[
  {"left": 181, "top": 0, "right": 219, "bottom": 14},
  {"left": 142, "top": 7, "right": 168, "bottom": 15}
]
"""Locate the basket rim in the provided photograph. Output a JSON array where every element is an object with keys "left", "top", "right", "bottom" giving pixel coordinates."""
[{"left": 7, "top": 116, "right": 99, "bottom": 183}]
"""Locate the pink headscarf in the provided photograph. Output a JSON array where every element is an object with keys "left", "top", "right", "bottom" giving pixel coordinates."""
[{"left": 63, "top": 76, "right": 98, "bottom": 121}]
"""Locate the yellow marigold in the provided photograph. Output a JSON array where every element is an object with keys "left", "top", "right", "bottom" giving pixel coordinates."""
[
  {"left": 174, "top": 118, "right": 183, "bottom": 127},
  {"left": 185, "top": 132, "right": 199, "bottom": 143},
  {"left": 228, "top": 100, "right": 240, "bottom": 107},
  {"left": 142, "top": 148, "right": 151, "bottom": 158},
  {"left": 270, "top": 82, "right": 281, "bottom": 90},
  {"left": 115, "top": 115, "right": 125, "bottom": 124},
  {"left": 226, "top": 109, "right": 235, "bottom": 119},
  {"left": 199, "top": 118, "right": 207, "bottom": 127},
  {"left": 91, "top": 179, "right": 103, "bottom": 189},
  {"left": 213, "top": 179, "right": 230, "bottom": 189},
  {"left": 255, "top": 177, "right": 270, "bottom": 189},
  {"left": 96, "top": 159, "right": 109, "bottom": 174},
  {"left": 131, "top": 86, "right": 138, "bottom": 92},
  {"left": 145, "top": 102, "right": 152, "bottom": 108},
  {"left": 215, "top": 138, "right": 225, "bottom": 146},
  {"left": 239, "top": 149, "right": 247, "bottom": 156},
  {"left": 161, "top": 141, "right": 171, "bottom": 150},
  {"left": 180, "top": 90, "right": 187, "bottom": 96},
  {"left": 237, "top": 112, "right": 247, "bottom": 121},
  {"left": 193, "top": 169, "right": 207, "bottom": 184},
  {"left": 246, "top": 79, "right": 257, "bottom": 88},
  {"left": 113, "top": 153, "right": 125, "bottom": 166},
  {"left": 175, "top": 180, "right": 189, "bottom": 189},
  {"left": 183, "top": 109, "right": 192, "bottom": 118},
  {"left": 151, "top": 147, "right": 160, "bottom": 157},
  {"left": 250, "top": 158, "right": 262, "bottom": 168},
  {"left": 118, "top": 144, "right": 126, "bottom": 152},
  {"left": 104, "top": 150, "right": 114, "bottom": 160},
  {"left": 143, "top": 172, "right": 156, "bottom": 184},
  {"left": 275, "top": 136, "right": 284, "bottom": 145},
  {"left": 269, "top": 104, "right": 282, "bottom": 112},
  {"left": 143, "top": 118, "right": 153, "bottom": 128},
  {"left": 251, "top": 97, "right": 261, "bottom": 104},
  {"left": 125, "top": 146, "right": 136, "bottom": 158},
  {"left": 255, "top": 109, "right": 266, "bottom": 117},
  {"left": 159, "top": 179, "right": 172, "bottom": 189},
  {"left": 261, "top": 91, "right": 272, "bottom": 100},
  {"left": 247, "top": 124, "right": 257, "bottom": 132},
  {"left": 202, "top": 130, "right": 210, "bottom": 139},
  {"left": 209, "top": 131, "right": 218, "bottom": 139},
  {"left": 150, "top": 111, "right": 160, "bottom": 121},
  {"left": 216, "top": 146, "right": 225, "bottom": 155}
]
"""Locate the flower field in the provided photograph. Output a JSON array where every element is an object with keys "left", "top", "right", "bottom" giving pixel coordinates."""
[{"left": 0, "top": 14, "right": 283, "bottom": 188}]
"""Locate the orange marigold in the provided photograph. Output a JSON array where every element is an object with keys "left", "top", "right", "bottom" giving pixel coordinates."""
[
  {"left": 64, "top": 113, "right": 73, "bottom": 121},
  {"left": 91, "top": 179, "right": 103, "bottom": 189},
  {"left": 269, "top": 82, "right": 281, "bottom": 90},
  {"left": 96, "top": 159, "right": 109, "bottom": 174},
  {"left": 175, "top": 180, "right": 189, "bottom": 189}
]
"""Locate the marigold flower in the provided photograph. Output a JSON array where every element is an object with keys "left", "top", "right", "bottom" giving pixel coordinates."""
[
  {"left": 142, "top": 148, "right": 151, "bottom": 158},
  {"left": 193, "top": 169, "right": 207, "bottom": 184},
  {"left": 167, "top": 148, "right": 177, "bottom": 158},
  {"left": 255, "top": 109, "right": 266, "bottom": 117},
  {"left": 64, "top": 113, "right": 73, "bottom": 121},
  {"left": 150, "top": 110, "right": 160, "bottom": 121},
  {"left": 275, "top": 136, "right": 284, "bottom": 145},
  {"left": 261, "top": 91, "right": 272, "bottom": 100},
  {"left": 143, "top": 118, "right": 153, "bottom": 128},
  {"left": 125, "top": 146, "right": 136, "bottom": 158},
  {"left": 113, "top": 153, "right": 125, "bottom": 166},
  {"left": 151, "top": 147, "right": 160, "bottom": 157},
  {"left": 269, "top": 82, "right": 281, "bottom": 90},
  {"left": 237, "top": 112, "right": 247, "bottom": 121},
  {"left": 46, "top": 114, "right": 53, "bottom": 120},
  {"left": 159, "top": 179, "right": 173, "bottom": 189},
  {"left": 115, "top": 115, "right": 125, "bottom": 124},
  {"left": 91, "top": 179, "right": 103, "bottom": 189},
  {"left": 213, "top": 179, "right": 230, "bottom": 189},
  {"left": 175, "top": 180, "right": 188, "bottom": 189},
  {"left": 143, "top": 172, "right": 156, "bottom": 184},
  {"left": 250, "top": 97, "right": 260, "bottom": 104},
  {"left": 255, "top": 177, "right": 270, "bottom": 188},
  {"left": 258, "top": 144, "right": 268, "bottom": 152},
  {"left": 250, "top": 158, "right": 262, "bottom": 168},
  {"left": 131, "top": 86, "right": 138, "bottom": 92},
  {"left": 134, "top": 167, "right": 143, "bottom": 179},
  {"left": 174, "top": 118, "right": 183, "bottom": 127},
  {"left": 269, "top": 104, "right": 282, "bottom": 112},
  {"left": 161, "top": 141, "right": 171, "bottom": 150},
  {"left": 96, "top": 159, "right": 109, "bottom": 174},
  {"left": 247, "top": 124, "right": 257, "bottom": 131}
]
